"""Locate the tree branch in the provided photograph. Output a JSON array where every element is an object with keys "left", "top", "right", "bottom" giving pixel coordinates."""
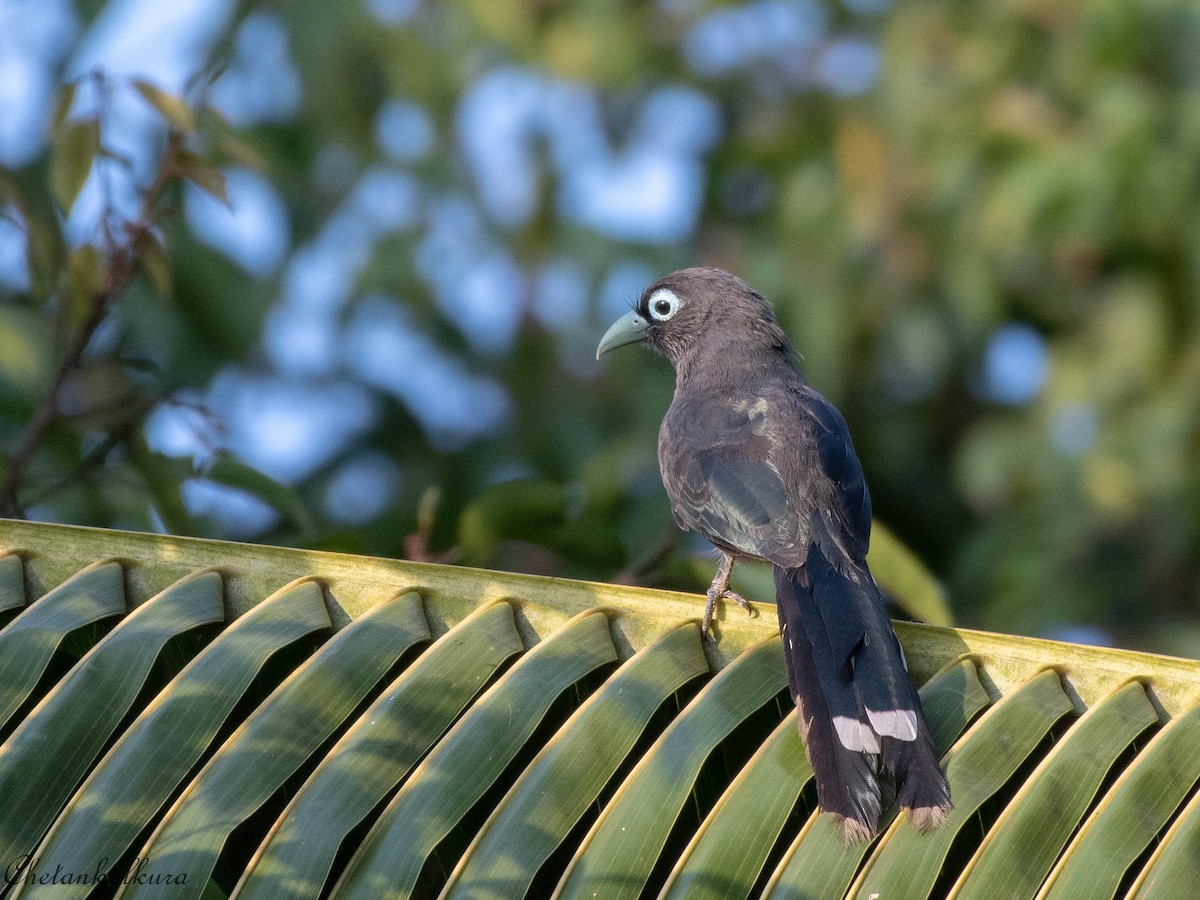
[{"left": 0, "top": 132, "right": 183, "bottom": 517}]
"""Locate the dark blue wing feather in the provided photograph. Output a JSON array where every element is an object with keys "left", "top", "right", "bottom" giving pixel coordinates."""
[{"left": 806, "top": 394, "right": 872, "bottom": 559}]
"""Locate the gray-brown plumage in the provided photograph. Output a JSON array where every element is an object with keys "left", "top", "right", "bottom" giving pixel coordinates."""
[{"left": 596, "top": 266, "right": 951, "bottom": 841}]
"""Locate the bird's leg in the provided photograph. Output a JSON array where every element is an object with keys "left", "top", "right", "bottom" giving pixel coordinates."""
[{"left": 702, "top": 552, "right": 755, "bottom": 637}]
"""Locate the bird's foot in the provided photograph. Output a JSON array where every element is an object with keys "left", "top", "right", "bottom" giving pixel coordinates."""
[
  {"left": 701, "top": 584, "right": 755, "bottom": 638},
  {"left": 701, "top": 552, "right": 758, "bottom": 638}
]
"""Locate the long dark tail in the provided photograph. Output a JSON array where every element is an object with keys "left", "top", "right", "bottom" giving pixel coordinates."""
[{"left": 774, "top": 548, "right": 951, "bottom": 841}]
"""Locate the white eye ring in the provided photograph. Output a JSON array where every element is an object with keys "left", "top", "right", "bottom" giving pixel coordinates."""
[{"left": 647, "top": 289, "right": 684, "bottom": 322}]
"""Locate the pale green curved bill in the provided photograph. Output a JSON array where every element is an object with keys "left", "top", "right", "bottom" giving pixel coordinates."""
[{"left": 596, "top": 311, "right": 650, "bottom": 359}]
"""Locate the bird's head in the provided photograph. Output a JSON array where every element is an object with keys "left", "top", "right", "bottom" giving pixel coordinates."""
[{"left": 596, "top": 267, "right": 793, "bottom": 369}]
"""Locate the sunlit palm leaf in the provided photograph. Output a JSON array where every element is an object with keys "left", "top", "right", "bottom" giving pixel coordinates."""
[
  {"left": 1127, "top": 771, "right": 1200, "bottom": 897},
  {"left": 554, "top": 635, "right": 787, "bottom": 900},
  {"left": 21, "top": 578, "right": 332, "bottom": 900},
  {"left": 443, "top": 623, "right": 708, "bottom": 900},
  {"left": 661, "top": 709, "right": 809, "bottom": 900},
  {"left": 2, "top": 519, "right": 1200, "bottom": 900},
  {"left": 235, "top": 600, "right": 524, "bottom": 900},
  {"left": 333, "top": 609, "right": 619, "bottom": 899},
  {"left": 0, "top": 553, "right": 24, "bottom": 614},
  {"left": 1039, "top": 697, "right": 1200, "bottom": 899},
  {"left": 950, "top": 680, "right": 1158, "bottom": 898},
  {"left": 119, "top": 591, "right": 427, "bottom": 900},
  {"left": 0, "top": 569, "right": 221, "bottom": 869},
  {"left": 0, "top": 560, "right": 125, "bottom": 732}
]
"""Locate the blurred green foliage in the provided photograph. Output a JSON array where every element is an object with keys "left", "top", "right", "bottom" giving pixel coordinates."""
[{"left": 1, "top": 0, "right": 1198, "bottom": 654}]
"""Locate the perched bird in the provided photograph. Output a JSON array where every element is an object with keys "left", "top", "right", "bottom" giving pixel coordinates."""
[{"left": 596, "top": 267, "right": 951, "bottom": 841}]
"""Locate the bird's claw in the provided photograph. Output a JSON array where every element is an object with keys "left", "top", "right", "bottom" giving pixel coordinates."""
[
  {"left": 701, "top": 586, "right": 756, "bottom": 638},
  {"left": 701, "top": 552, "right": 757, "bottom": 639},
  {"left": 727, "top": 589, "right": 754, "bottom": 614}
]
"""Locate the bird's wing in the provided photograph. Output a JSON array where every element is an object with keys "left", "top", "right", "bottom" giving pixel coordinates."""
[
  {"left": 661, "top": 387, "right": 872, "bottom": 566},
  {"left": 661, "top": 396, "right": 803, "bottom": 562},
  {"left": 799, "top": 390, "right": 872, "bottom": 562}
]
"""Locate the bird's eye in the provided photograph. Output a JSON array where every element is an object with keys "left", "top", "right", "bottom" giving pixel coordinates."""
[{"left": 647, "top": 289, "right": 683, "bottom": 322}]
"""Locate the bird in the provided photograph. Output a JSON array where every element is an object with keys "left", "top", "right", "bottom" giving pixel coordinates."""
[{"left": 596, "top": 266, "right": 951, "bottom": 842}]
